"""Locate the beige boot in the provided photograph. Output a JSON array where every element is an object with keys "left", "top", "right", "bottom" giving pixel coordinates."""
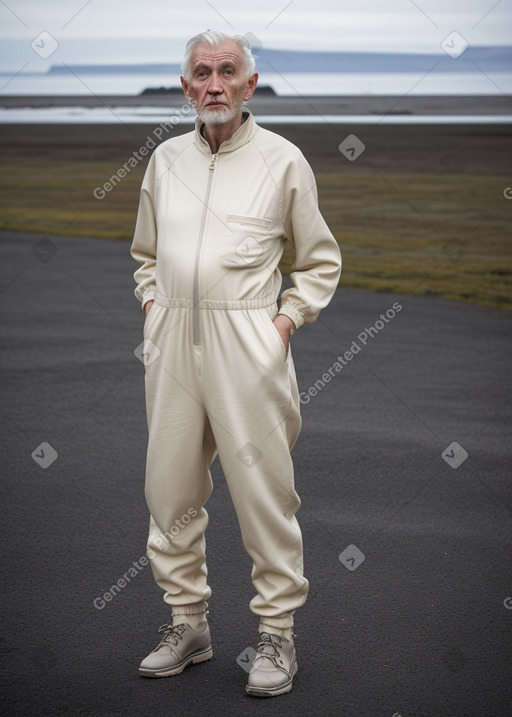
[
  {"left": 246, "top": 632, "right": 297, "bottom": 697},
  {"left": 139, "top": 622, "right": 212, "bottom": 677}
]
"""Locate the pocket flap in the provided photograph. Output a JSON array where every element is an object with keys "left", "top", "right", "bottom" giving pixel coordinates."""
[{"left": 226, "top": 214, "right": 272, "bottom": 229}]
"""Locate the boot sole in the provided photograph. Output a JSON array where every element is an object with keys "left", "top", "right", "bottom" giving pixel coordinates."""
[
  {"left": 246, "top": 661, "right": 298, "bottom": 697},
  {"left": 139, "top": 647, "right": 213, "bottom": 677}
]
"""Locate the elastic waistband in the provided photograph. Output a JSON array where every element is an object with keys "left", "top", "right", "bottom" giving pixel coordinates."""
[{"left": 154, "top": 291, "right": 276, "bottom": 310}]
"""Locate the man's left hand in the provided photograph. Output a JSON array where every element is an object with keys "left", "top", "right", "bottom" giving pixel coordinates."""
[{"left": 273, "top": 314, "right": 296, "bottom": 357}]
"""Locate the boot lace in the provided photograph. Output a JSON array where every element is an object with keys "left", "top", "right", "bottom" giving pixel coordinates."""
[
  {"left": 155, "top": 622, "right": 186, "bottom": 650},
  {"left": 255, "top": 632, "right": 288, "bottom": 671}
]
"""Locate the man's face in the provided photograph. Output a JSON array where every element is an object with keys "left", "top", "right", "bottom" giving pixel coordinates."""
[{"left": 181, "top": 39, "right": 258, "bottom": 126}]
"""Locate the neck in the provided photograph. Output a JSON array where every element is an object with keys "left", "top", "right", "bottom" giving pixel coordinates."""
[{"left": 202, "top": 110, "right": 244, "bottom": 154}]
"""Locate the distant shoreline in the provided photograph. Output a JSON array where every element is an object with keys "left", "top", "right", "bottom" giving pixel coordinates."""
[
  {"left": 1, "top": 94, "right": 511, "bottom": 117},
  {"left": 13, "top": 44, "right": 512, "bottom": 75}
]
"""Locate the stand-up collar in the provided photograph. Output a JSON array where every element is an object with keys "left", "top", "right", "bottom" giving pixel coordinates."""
[{"left": 194, "top": 108, "right": 258, "bottom": 154}]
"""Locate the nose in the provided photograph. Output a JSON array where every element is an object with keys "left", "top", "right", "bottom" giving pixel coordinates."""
[{"left": 207, "top": 72, "right": 222, "bottom": 94}]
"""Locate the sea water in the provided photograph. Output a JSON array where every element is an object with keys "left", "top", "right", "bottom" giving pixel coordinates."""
[
  {"left": 1, "top": 70, "right": 511, "bottom": 123},
  {"left": 1, "top": 107, "right": 510, "bottom": 124},
  {"left": 1, "top": 70, "right": 511, "bottom": 97}
]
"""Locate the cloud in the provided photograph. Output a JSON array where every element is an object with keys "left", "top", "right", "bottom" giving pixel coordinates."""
[{"left": 0, "top": 0, "right": 510, "bottom": 72}]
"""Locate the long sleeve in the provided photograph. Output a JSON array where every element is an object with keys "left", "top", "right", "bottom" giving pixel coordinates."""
[
  {"left": 130, "top": 154, "right": 158, "bottom": 308},
  {"left": 278, "top": 153, "right": 341, "bottom": 329}
]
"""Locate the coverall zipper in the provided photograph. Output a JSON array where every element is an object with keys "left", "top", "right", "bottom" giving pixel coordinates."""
[{"left": 192, "top": 152, "right": 217, "bottom": 345}]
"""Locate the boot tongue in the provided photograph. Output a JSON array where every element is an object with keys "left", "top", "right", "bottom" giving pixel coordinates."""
[
  {"left": 258, "top": 633, "right": 281, "bottom": 655},
  {"left": 259, "top": 644, "right": 276, "bottom": 656}
]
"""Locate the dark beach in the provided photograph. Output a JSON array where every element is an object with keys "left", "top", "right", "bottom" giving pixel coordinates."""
[{"left": 1, "top": 92, "right": 511, "bottom": 174}]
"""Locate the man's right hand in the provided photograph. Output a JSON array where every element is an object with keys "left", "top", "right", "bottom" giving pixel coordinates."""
[{"left": 144, "top": 300, "right": 155, "bottom": 316}]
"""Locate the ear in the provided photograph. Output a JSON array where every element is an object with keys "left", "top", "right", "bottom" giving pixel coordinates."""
[
  {"left": 243, "top": 72, "right": 259, "bottom": 101},
  {"left": 180, "top": 75, "right": 191, "bottom": 100}
]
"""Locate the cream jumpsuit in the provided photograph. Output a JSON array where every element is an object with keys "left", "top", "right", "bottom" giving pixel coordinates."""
[{"left": 131, "top": 111, "right": 341, "bottom": 629}]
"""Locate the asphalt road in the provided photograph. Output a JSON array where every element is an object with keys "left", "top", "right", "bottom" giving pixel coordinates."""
[{"left": 1, "top": 231, "right": 511, "bottom": 716}]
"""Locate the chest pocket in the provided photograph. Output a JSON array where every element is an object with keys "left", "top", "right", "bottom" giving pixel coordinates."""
[{"left": 220, "top": 215, "right": 280, "bottom": 268}]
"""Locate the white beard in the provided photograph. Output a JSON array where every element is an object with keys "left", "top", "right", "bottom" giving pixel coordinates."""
[{"left": 198, "top": 104, "right": 240, "bottom": 126}]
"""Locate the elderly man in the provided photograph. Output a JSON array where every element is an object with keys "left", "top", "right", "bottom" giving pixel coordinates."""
[{"left": 131, "top": 30, "right": 341, "bottom": 697}]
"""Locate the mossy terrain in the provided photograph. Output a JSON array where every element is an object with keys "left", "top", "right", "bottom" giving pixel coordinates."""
[{"left": 0, "top": 144, "right": 510, "bottom": 310}]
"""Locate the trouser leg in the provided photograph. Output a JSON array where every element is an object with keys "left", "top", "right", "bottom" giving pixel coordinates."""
[
  {"left": 202, "top": 307, "right": 308, "bottom": 622},
  {"left": 143, "top": 304, "right": 216, "bottom": 610}
]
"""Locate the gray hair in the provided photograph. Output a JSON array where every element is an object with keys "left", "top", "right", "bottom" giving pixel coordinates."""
[{"left": 181, "top": 30, "right": 256, "bottom": 80}]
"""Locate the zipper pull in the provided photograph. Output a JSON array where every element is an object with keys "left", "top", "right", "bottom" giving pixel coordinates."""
[{"left": 209, "top": 153, "right": 218, "bottom": 170}]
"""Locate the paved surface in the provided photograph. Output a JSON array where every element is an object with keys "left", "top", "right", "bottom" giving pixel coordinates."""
[{"left": 1, "top": 231, "right": 511, "bottom": 716}]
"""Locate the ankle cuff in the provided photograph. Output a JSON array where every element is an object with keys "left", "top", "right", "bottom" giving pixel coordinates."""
[
  {"left": 258, "top": 614, "right": 294, "bottom": 630},
  {"left": 172, "top": 601, "right": 209, "bottom": 616}
]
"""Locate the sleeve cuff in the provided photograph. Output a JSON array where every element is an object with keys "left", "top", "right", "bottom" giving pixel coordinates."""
[
  {"left": 278, "top": 305, "right": 305, "bottom": 330},
  {"left": 141, "top": 288, "right": 157, "bottom": 309}
]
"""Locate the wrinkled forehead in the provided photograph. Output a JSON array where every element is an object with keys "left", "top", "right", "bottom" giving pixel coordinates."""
[{"left": 190, "top": 40, "right": 244, "bottom": 69}]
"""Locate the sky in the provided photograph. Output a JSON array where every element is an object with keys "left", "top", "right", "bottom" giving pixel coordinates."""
[{"left": 0, "top": 0, "right": 511, "bottom": 72}]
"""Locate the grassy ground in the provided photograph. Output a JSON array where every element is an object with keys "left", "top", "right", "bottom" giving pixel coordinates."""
[
  {"left": 0, "top": 137, "right": 510, "bottom": 310},
  {"left": 315, "top": 171, "right": 511, "bottom": 309}
]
